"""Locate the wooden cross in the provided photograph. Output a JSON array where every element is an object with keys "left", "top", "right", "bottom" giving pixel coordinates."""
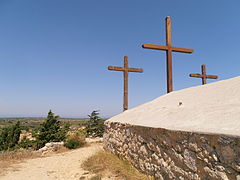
[
  {"left": 189, "top": 64, "right": 218, "bottom": 85},
  {"left": 142, "top": 16, "right": 194, "bottom": 93},
  {"left": 108, "top": 56, "right": 143, "bottom": 111}
]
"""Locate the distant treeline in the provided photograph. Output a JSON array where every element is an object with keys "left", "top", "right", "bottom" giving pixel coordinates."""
[{"left": 0, "top": 117, "right": 90, "bottom": 130}]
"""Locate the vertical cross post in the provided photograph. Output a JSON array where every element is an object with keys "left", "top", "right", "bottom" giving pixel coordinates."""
[
  {"left": 108, "top": 56, "right": 143, "bottom": 111},
  {"left": 123, "top": 56, "right": 128, "bottom": 111},
  {"left": 201, "top": 64, "right": 207, "bottom": 85},
  {"left": 166, "top": 17, "right": 173, "bottom": 93},
  {"left": 142, "top": 16, "right": 194, "bottom": 93}
]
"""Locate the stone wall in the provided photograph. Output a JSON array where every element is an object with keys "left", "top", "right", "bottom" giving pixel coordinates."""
[{"left": 103, "top": 121, "right": 240, "bottom": 180}]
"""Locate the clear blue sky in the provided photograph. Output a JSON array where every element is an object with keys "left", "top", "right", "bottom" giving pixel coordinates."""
[{"left": 0, "top": 0, "right": 239, "bottom": 118}]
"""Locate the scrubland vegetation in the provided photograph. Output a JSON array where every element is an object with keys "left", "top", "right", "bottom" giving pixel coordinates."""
[{"left": 0, "top": 110, "right": 105, "bottom": 152}]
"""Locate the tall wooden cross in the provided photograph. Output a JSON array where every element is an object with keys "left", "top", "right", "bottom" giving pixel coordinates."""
[
  {"left": 189, "top": 64, "right": 218, "bottom": 85},
  {"left": 108, "top": 56, "right": 143, "bottom": 111},
  {"left": 142, "top": 16, "right": 194, "bottom": 93}
]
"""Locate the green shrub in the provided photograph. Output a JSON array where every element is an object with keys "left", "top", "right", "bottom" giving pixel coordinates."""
[
  {"left": 0, "top": 121, "right": 21, "bottom": 151},
  {"left": 64, "top": 139, "right": 82, "bottom": 149},
  {"left": 35, "top": 110, "right": 69, "bottom": 149},
  {"left": 64, "top": 131, "right": 85, "bottom": 149},
  {"left": 18, "top": 136, "right": 37, "bottom": 149},
  {"left": 85, "top": 110, "right": 105, "bottom": 137}
]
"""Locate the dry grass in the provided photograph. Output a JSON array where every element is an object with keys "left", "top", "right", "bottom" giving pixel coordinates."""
[
  {"left": 82, "top": 150, "right": 154, "bottom": 180},
  {"left": 0, "top": 149, "right": 41, "bottom": 176}
]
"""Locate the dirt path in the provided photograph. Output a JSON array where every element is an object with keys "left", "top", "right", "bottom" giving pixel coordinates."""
[{"left": 0, "top": 144, "right": 102, "bottom": 180}]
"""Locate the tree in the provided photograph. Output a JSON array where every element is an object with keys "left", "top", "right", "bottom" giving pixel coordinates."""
[
  {"left": 85, "top": 110, "right": 105, "bottom": 137},
  {"left": 35, "top": 110, "right": 69, "bottom": 149},
  {"left": 0, "top": 121, "right": 21, "bottom": 151}
]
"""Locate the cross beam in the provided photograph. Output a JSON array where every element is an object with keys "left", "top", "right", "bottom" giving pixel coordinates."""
[
  {"left": 142, "top": 16, "right": 194, "bottom": 93},
  {"left": 108, "top": 56, "right": 143, "bottom": 111},
  {"left": 189, "top": 64, "right": 218, "bottom": 85}
]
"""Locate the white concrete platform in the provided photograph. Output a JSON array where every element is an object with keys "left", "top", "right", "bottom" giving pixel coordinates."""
[{"left": 108, "top": 76, "right": 240, "bottom": 136}]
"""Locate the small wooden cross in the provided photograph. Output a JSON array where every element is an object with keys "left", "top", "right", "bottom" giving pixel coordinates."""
[
  {"left": 108, "top": 56, "right": 143, "bottom": 111},
  {"left": 189, "top": 64, "right": 218, "bottom": 85},
  {"left": 142, "top": 16, "right": 194, "bottom": 93}
]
